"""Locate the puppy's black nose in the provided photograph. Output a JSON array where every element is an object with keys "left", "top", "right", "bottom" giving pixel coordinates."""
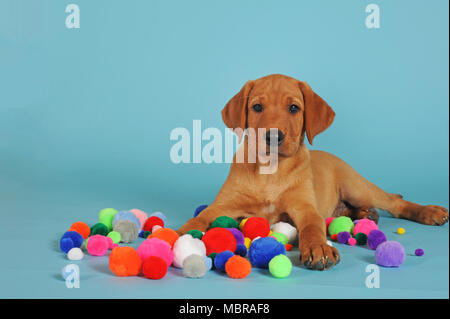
[{"left": 265, "top": 130, "right": 285, "bottom": 146}]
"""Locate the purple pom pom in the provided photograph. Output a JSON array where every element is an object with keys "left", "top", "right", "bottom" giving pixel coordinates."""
[
  {"left": 367, "top": 229, "right": 387, "bottom": 250},
  {"left": 226, "top": 228, "right": 245, "bottom": 245},
  {"left": 375, "top": 241, "right": 405, "bottom": 267},
  {"left": 337, "top": 231, "right": 351, "bottom": 244},
  {"left": 415, "top": 248, "right": 424, "bottom": 256}
]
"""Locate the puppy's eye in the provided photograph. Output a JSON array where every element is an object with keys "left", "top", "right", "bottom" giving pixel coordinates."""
[
  {"left": 288, "top": 104, "right": 300, "bottom": 114},
  {"left": 252, "top": 104, "right": 263, "bottom": 112}
]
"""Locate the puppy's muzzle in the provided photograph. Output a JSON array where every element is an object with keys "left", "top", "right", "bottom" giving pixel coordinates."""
[{"left": 265, "top": 129, "right": 285, "bottom": 146}]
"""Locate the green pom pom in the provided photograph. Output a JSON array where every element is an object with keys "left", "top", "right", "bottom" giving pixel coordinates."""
[
  {"left": 208, "top": 253, "right": 217, "bottom": 269},
  {"left": 328, "top": 216, "right": 354, "bottom": 236},
  {"left": 268, "top": 254, "right": 292, "bottom": 278},
  {"left": 91, "top": 223, "right": 109, "bottom": 236},
  {"left": 98, "top": 208, "right": 118, "bottom": 231},
  {"left": 142, "top": 231, "right": 151, "bottom": 239},
  {"left": 187, "top": 229, "right": 203, "bottom": 239},
  {"left": 210, "top": 216, "right": 239, "bottom": 229},
  {"left": 355, "top": 232, "right": 368, "bottom": 245},
  {"left": 271, "top": 232, "right": 288, "bottom": 244},
  {"left": 107, "top": 231, "right": 121, "bottom": 244}
]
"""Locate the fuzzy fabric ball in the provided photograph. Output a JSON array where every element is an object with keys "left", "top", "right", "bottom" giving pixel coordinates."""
[
  {"left": 143, "top": 216, "right": 164, "bottom": 232},
  {"left": 87, "top": 235, "right": 109, "bottom": 256},
  {"left": 271, "top": 232, "right": 289, "bottom": 244},
  {"left": 337, "top": 231, "right": 351, "bottom": 244},
  {"left": 214, "top": 250, "right": 235, "bottom": 272},
  {"left": 137, "top": 237, "right": 174, "bottom": 266},
  {"left": 129, "top": 209, "right": 148, "bottom": 230},
  {"left": 348, "top": 238, "right": 357, "bottom": 246},
  {"left": 152, "top": 225, "right": 162, "bottom": 233},
  {"left": 90, "top": 223, "right": 109, "bottom": 236},
  {"left": 202, "top": 227, "right": 237, "bottom": 256},
  {"left": 69, "top": 221, "right": 90, "bottom": 239},
  {"left": 331, "top": 234, "right": 338, "bottom": 241},
  {"left": 235, "top": 244, "right": 247, "bottom": 257},
  {"left": 149, "top": 228, "right": 179, "bottom": 247},
  {"left": 328, "top": 216, "right": 354, "bottom": 236},
  {"left": 210, "top": 216, "right": 239, "bottom": 229},
  {"left": 239, "top": 218, "right": 248, "bottom": 230},
  {"left": 326, "top": 240, "right": 333, "bottom": 246},
  {"left": 268, "top": 254, "right": 292, "bottom": 278},
  {"left": 225, "top": 255, "right": 251, "bottom": 279},
  {"left": 397, "top": 227, "right": 406, "bottom": 235},
  {"left": 375, "top": 241, "right": 405, "bottom": 267},
  {"left": 142, "top": 256, "right": 168, "bottom": 280},
  {"left": 352, "top": 218, "right": 378, "bottom": 236},
  {"left": 367, "top": 230, "right": 387, "bottom": 250},
  {"left": 226, "top": 228, "right": 245, "bottom": 245},
  {"left": 242, "top": 217, "right": 270, "bottom": 240},
  {"left": 150, "top": 211, "right": 167, "bottom": 225},
  {"left": 67, "top": 247, "right": 84, "bottom": 260},
  {"left": 113, "top": 219, "right": 139, "bottom": 243},
  {"left": 244, "top": 237, "right": 251, "bottom": 249},
  {"left": 325, "top": 217, "right": 335, "bottom": 235},
  {"left": 172, "top": 234, "right": 206, "bottom": 268},
  {"left": 113, "top": 210, "right": 141, "bottom": 230},
  {"left": 60, "top": 231, "right": 84, "bottom": 253},
  {"left": 107, "top": 231, "right": 121, "bottom": 244},
  {"left": 285, "top": 244, "right": 293, "bottom": 251},
  {"left": 187, "top": 229, "right": 203, "bottom": 239},
  {"left": 98, "top": 208, "right": 118, "bottom": 231},
  {"left": 183, "top": 254, "right": 208, "bottom": 278},
  {"left": 109, "top": 246, "right": 142, "bottom": 276},
  {"left": 248, "top": 237, "right": 286, "bottom": 268},
  {"left": 415, "top": 248, "right": 424, "bottom": 256},
  {"left": 271, "top": 222, "right": 298, "bottom": 243},
  {"left": 355, "top": 232, "right": 368, "bottom": 245},
  {"left": 139, "top": 230, "right": 151, "bottom": 239},
  {"left": 193, "top": 205, "right": 208, "bottom": 218},
  {"left": 204, "top": 256, "right": 213, "bottom": 271}
]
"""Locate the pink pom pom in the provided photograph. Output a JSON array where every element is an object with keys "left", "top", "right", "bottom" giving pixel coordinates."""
[
  {"left": 352, "top": 218, "right": 378, "bottom": 236},
  {"left": 111, "top": 243, "right": 119, "bottom": 249},
  {"left": 137, "top": 237, "right": 174, "bottom": 267},
  {"left": 348, "top": 238, "right": 357, "bottom": 246},
  {"left": 152, "top": 225, "right": 163, "bottom": 233},
  {"left": 106, "top": 236, "right": 114, "bottom": 249},
  {"left": 325, "top": 217, "right": 335, "bottom": 235},
  {"left": 87, "top": 235, "right": 109, "bottom": 256},
  {"left": 130, "top": 208, "right": 148, "bottom": 230}
]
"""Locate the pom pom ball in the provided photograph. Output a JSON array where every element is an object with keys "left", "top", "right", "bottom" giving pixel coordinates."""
[
  {"left": 150, "top": 211, "right": 167, "bottom": 225},
  {"left": 225, "top": 255, "right": 251, "bottom": 279},
  {"left": 348, "top": 237, "right": 357, "bottom": 246},
  {"left": 210, "top": 216, "right": 239, "bottom": 229},
  {"left": 204, "top": 256, "right": 213, "bottom": 271},
  {"left": 248, "top": 237, "right": 286, "bottom": 268},
  {"left": 337, "top": 231, "right": 351, "bottom": 244},
  {"left": 331, "top": 234, "right": 338, "bottom": 241},
  {"left": 268, "top": 254, "right": 292, "bottom": 278},
  {"left": 285, "top": 244, "right": 293, "bottom": 251},
  {"left": 137, "top": 237, "right": 174, "bottom": 266},
  {"left": 113, "top": 219, "right": 139, "bottom": 243},
  {"left": 375, "top": 241, "right": 405, "bottom": 267},
  {"left": 396, "top": 227, "right": 405, "bottom": 235},
  {"left": 367, "top": 230, "right": 387, "bottom": 250},
  {"left": 129, "top": 208, "right": 148, "bottom": 230},
  {"left": 60, "top": 231, "right": 84, "bottom": 253},
  {"left": 142, "top": 256, "right": 168, "bottom": 280},
  {"left": 328, "top": 216, "right": 354, "bottom": 236},
  {"left": 113, "top": 210, "right": 141, "bottom": 230},
  {"left": 352, "top": 218, "right": 378, "bottom": 236},
  {"left": 172, "top": 234, "right": 206, "bottom": 268},
  {"left": 415, "top": 248, "right": 424, "bottom": 256},
  {"left": 91, "top": 223, "right": 109, "bottom": 236},
  {"left": 182, "top": 254, "right": 208, "bottom": 278},
  {"left": 109, "top": 246, "right": 142, "bottom": 276},
  {"left": 270, "top": 232, "right": 288, "bottom": 244},
  {"left": 143, "top": 216, "right": 164, "bottom": 232},
  {"left": 107, "top": 231, "right": 121, "bottom": 244},
  {"left": 98, "top": 208, "right": 118, "bottom": 231},
  {"left": 226, "top": 228, "right": 245, "bottom": 245},
  {"left": 149, "top": 227, "right": 179, "bottom": 247},
  {"left": 244, "top": 237, "right": 251, "bottom": 249},
  {"left": 187, "top": 229, "right": 203, "bottom": 239},
  {"left": 271, "top": 222, "right": 297, "bottom": 243},
  {"left": 193, "top": 205, "right": 208, "bottom": 218},
  {"left": 202, "top": 227, "right": 237, "bottom": 255},
  {"left": 355, "top": 232, "right": 368, "bottom": 245},
  {"left": 67, "top": 247, "right": 84, "bottom": 260},
  {"left": 242, "top": 217, "right": 270, "bottom": 240},
  {"left": 69, "top": 221, "right": 90, "bottom": 239},
  {"left": 239, "top": 218, "right": 248, "bottom": 230},
  {"left": 214, "top": 250, "right": 234, "bottom": 272},
  {"left": 235, "top": 244, "right": 247, "bottom": 257},
  {"left": 325, "top": 217, "right": 334, "bottom": 235},
  {"left": 87, "top": 235, "right": 110, "bottom": 256}
]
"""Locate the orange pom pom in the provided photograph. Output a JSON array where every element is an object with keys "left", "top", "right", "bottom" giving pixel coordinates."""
[
  {"left": 109, "top": 246, "right": 142, "bottom": 277},
  {"left": 285, "top": 244, "right": 293, "bottom": 251},
  {"left": 225, "top": 255, "right": 251, "bottom": 279},
  {"left": 149, "top": 228, "right": 179, "bottom": 248},
  {"left": 69, "top": 221, "right": 90, "bottom": 239}
]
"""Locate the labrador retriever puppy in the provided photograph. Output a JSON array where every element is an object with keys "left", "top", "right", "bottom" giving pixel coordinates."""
[{"left": 177, "top": 74, "right": 449, "bottom": 270}]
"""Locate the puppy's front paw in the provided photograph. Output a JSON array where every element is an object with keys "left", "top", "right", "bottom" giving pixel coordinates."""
[
  {"left": 416, "top": 205, "right": 449, "bottom": 226},
  {"left": 299, "top": 242, "right": 340, "bottom": 271}
]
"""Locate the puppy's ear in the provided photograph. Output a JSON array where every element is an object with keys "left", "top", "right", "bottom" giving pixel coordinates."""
[
  {"left": 221, "top": 80, "right": 254, "bottom": 142},
  {"left": 298, "top": 81, "right": 335, "bottom": 145}
]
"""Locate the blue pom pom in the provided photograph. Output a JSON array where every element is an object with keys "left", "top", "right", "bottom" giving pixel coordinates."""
[
  {"left": 194, "top": 204, "right": 208, "bottom": 218},
  {"left": 150, "top": 212, "right": 167, "bottom": 225},
  {"left": 248, "top": 237, "right": 286, "bottom": 268},
  {"left": 60, "top": 238, "right": 74, "bottom": 253},
  {"left": 235, "top": 244, "right": 247, "bottom": 257},
  {"left": 139, "top": 230, "right": 146, "bottom": 238},
  {"left": 60, "top": 231, "right": 83, "bottom": 253},
  {"left": 213, "top": 250, "right": 234, "bottom": 272},
  {"left": 203, "top": 256, "right": 213, "bottom": 271},
  {"left": 113, "top": 210, "right": 141, "bottom": 229}
]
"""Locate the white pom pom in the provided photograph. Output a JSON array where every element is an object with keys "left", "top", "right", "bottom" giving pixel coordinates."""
[
  {"left": 326, "top": 240, "right": 333, "bottom": 247},
  {"left": 172, "top": 234, "right": 206, "bottom": 268},
  {"left": 271, "top": 222, "right": 297, "bottom": 243},
  {"left": 152, "top": 225, "right": 162, "bottom": 232},
  {"left": 67, "top": 247, "right": 84, "bottom": 260}
]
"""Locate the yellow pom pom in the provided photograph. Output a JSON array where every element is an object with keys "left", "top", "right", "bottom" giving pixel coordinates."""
[
  {"left": 239, "top": 218, "right": 248, "bottom": 230},
  {"left": 268, "top": 231, "right": 273, "bottom": 236},
  {"left": 397, "top": 227, "right": 405, "bottom": 235},
  {"left": 244, "top": 237, "right": 251, "bottom": 249}
]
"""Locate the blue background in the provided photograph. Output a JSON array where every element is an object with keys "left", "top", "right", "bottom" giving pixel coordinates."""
[{"left": 0, "top": 0, "right": 448, "bottom": 298}]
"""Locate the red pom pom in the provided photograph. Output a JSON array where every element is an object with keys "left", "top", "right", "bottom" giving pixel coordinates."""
[
  {"left": 331, "top": 234, "right": 338, "bottom": 241},
  {"left": 202, "top": 228, "right": 237, "bottom": 256},
  {"left": 285, "top": 244, "right": 293, "bottom": 251},
  {"left": 143, "top": 216, "right": 164, "bottom": 232},
  {"left": 242, "top": 217, "right": 270, "bottom": 240},
  {"left": 142, "top": 256, "right": 168, "bottom": 280}
]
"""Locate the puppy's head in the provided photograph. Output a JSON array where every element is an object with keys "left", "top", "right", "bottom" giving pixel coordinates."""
[{"left": 222, "top": 74, "right": 335, "bottom": 157}]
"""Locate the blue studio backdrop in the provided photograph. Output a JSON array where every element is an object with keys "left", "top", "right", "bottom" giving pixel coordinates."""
[{"left": 0, "top": 0, "right": 448, "bottom": 298}]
